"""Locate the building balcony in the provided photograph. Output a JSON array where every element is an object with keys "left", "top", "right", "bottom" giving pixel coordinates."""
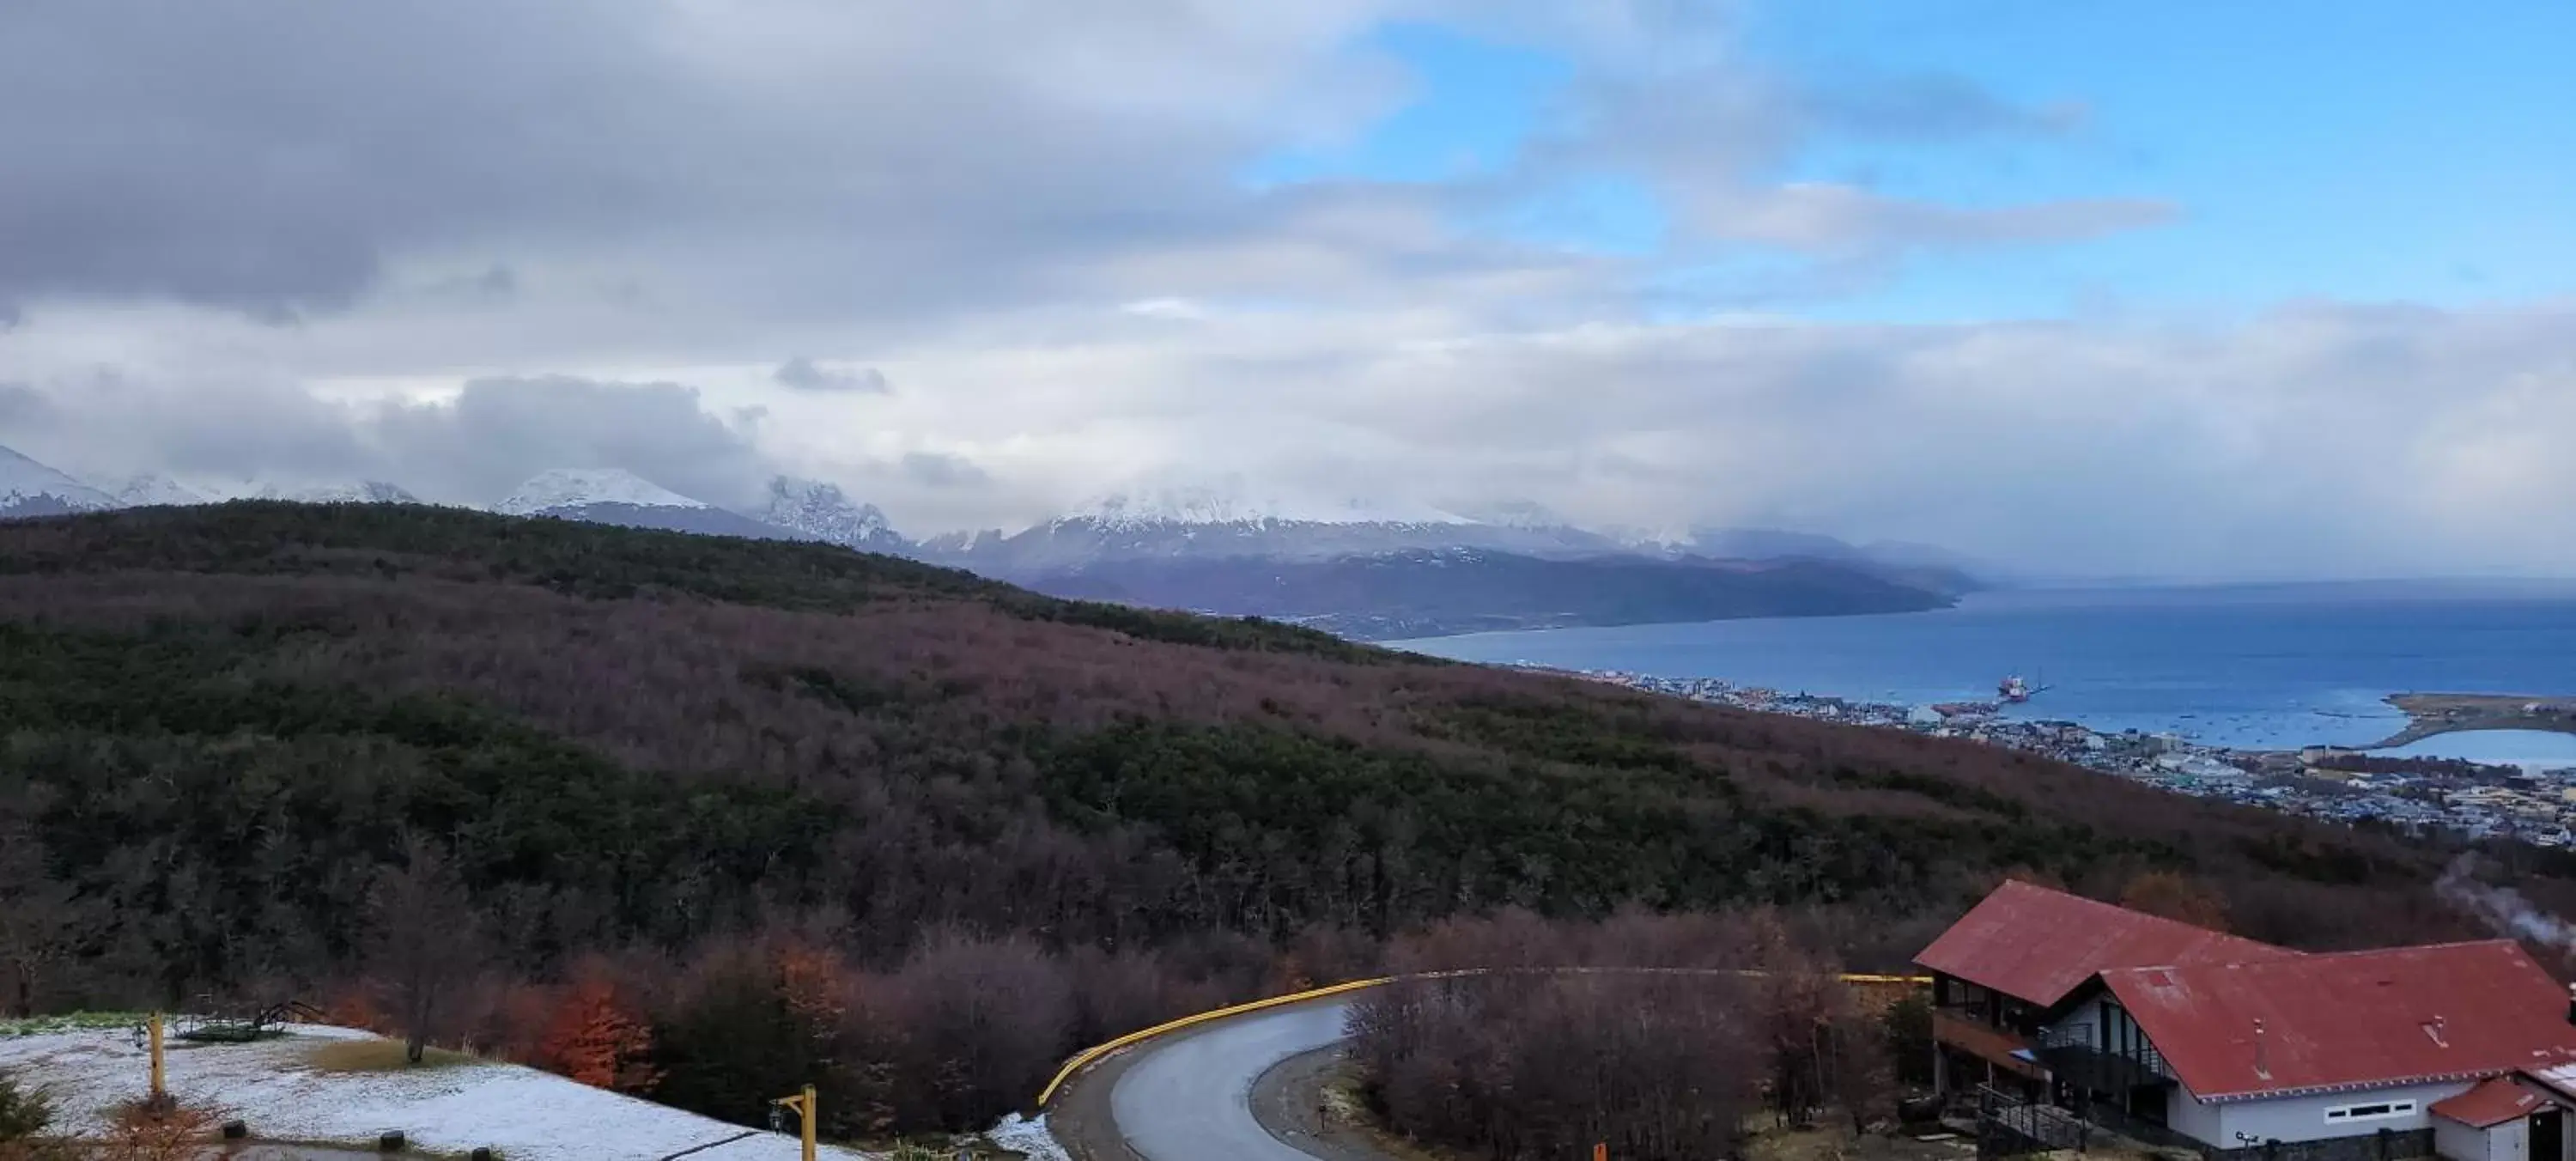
[
  {"left": 1935, "top": 1008, "right": 2048, "bottom": 1079},
  {"left": 2037, "top": 1023, "right": 2174, "bottom": 1094}
]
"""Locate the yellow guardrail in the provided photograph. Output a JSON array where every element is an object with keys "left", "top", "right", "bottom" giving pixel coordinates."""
[
  {"left": 1033, "top": 975, "right": 1395, "bottom": 1109},
  {"left": 1031, "top": 968, "right": 1929, "bottom": 1109}
]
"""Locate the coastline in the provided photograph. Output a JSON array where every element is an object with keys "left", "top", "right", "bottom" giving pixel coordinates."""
[
  {"left": 1517, "top": 663, "right": 2576, "bottom": 846},
  {"left": 2376, "top": 692, "right": 2576, "bottom": 746}
]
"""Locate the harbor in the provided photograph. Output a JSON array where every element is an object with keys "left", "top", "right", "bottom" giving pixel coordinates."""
[{"left": 1520, "top": 666, "right": 2576, "bottom": 846}]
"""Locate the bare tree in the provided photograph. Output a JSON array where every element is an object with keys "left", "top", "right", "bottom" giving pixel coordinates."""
[
  {"left": 0, "top": 787, "right": 82, "bottom": 1018},
  {"left": 368, "top": 836, "right": 483, "bottom": 1064}
]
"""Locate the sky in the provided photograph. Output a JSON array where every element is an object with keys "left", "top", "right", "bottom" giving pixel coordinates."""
[{"left": 1, "top": 0, "right": 2571, "bottom": 579}]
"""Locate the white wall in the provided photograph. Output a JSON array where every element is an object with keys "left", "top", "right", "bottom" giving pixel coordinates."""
[
  {"left": 2435, "top": 1114, "right": 2538, "bottom": 1161},
  {"left": 2170, "top": 1079, "right": 2226, "bottom": 1148},
  {"left": 2215, "top": 1081, "right": 2478, "bottom": 1146},
  {"left": 2437, "top": 1117, "right": 2498, "bottom": 1161},
  {"left": 2492, "top": 1115, "right": 2530, "bottom": 1161}
]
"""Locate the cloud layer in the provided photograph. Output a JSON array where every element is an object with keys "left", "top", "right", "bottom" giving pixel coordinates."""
[{"left": 0, "top": 1, "right": 2567, "bottom": 580}]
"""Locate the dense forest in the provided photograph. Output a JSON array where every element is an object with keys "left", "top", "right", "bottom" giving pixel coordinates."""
[{"left": 0, "top": 503, "right": 2557, "bottom": 1139}]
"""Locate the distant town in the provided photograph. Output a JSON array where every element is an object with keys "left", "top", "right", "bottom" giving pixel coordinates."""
[{"left": 1522, "top": 666, "right": 2576, "bottom": 847}]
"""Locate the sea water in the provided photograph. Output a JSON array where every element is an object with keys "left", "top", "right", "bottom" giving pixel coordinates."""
[{"left": 1388, "top": 581, "right": 2576, "bottom": 753}]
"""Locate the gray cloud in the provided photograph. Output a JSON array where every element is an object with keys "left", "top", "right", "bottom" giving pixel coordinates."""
[
  {"left": 0, "top": 2, "right": 2561, "bottom": 584},
  {"left": 899, "top": 451, "right": 991, "bottom": 489},
  {"left": 0, "top": 1, "right": 1421, "bottom": 332},
  {"left": 775, "top": 358, "right": 890, "bottom": 394},
  {"left": 0, "top": 367, "right": 374, "bottom": 487},
  {"left": 370, "top": 377, "right": 775, "bottom": 507},
  {"left": 0, "top": 381, "right": 54, "bottom": 429},
  {"left": 3, "top": 300, "right": 2571, "bottom": 581}
]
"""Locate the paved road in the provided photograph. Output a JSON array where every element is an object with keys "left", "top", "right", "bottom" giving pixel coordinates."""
[{"left": 1107, "top": 999, "right": 1357, "bottom": 1161}]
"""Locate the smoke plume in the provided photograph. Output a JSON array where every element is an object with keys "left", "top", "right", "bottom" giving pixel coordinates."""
[{"left": 2438, "top": 854, "right": 2576, "bottom": 950}]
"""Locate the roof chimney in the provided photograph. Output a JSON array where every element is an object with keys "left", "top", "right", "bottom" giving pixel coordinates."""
[{"left": 2254, "top": 1018, "right": 2270, "bottom": 1079}]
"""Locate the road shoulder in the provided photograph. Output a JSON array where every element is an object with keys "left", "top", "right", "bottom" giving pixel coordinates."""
[{"left": 1248, "top": 1044, "right": 1421, "bottom": 1161}]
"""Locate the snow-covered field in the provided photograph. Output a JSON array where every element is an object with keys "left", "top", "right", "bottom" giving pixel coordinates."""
[{"left": 0, "top": 1023, "right": 878, "bottom": 1159}]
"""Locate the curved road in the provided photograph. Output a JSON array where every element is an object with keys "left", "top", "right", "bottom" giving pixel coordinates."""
[{"left": 1106, "top": 998, "right": 1357, "bottom": 1161}]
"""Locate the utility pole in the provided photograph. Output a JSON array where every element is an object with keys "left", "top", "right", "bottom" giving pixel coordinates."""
[{"left": 770, "top": 1084, "right": 817, "bottom": 1161}]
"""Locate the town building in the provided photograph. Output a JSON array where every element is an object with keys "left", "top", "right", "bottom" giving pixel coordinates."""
[{"left": 1917, "top": 879, "right": 2576, "bottom": 1161}]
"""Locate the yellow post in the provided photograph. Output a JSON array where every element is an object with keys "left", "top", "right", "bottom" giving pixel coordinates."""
[
  {"left": 148, "top": 1012, "right": 167, "bottom": 1103},
  {"left": 773, "top": 1085, "right": 817, "bottom": 1161},
  {"left": 799, "top": 1083, "right": 817, "bottom": 1161}
]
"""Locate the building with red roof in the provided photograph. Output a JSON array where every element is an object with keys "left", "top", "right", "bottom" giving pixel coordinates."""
[
  {"left": 1917, "top": 879, "right": 2576, "bottom": 1161},
  {"left": 1918, "top": 878, "right": 2301, "bottom": 1010}
]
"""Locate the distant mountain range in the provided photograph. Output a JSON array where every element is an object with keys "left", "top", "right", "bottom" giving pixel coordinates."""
[
  {"left": 0, "top": 441, "right": 1980, "bottom": 637},
  {"left": 1031, "top": 549, "right": 1953, "bottom": 639}
]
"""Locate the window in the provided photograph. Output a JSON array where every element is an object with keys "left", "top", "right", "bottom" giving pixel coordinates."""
[{"left": 2324, "top": 1100, "right": 2417, "bottom": 1124}]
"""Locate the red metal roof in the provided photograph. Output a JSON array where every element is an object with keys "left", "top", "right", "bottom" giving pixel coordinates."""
[
  {"left": 2104, "top": 941, "right": 2576, "bottom": 1101},
  {"left": 1913, "top": 879, "right": 2300, "bottom": 1006},
  {"left": 2431, "top": 1078, "right": 2555, "bottom": 1128}
]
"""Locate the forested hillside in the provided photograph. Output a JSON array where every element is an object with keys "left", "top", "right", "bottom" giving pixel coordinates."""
[{"left": 0, "top": 504, "right": 2549, "bottom": 1135}]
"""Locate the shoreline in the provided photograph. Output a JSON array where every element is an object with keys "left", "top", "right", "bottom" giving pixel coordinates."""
[
  {"left": 1517, "top": 663, "right": 2576, "bottom": 844},
  {"left": 2374, "top": 692, "right": 2576, "bottom": 747}
]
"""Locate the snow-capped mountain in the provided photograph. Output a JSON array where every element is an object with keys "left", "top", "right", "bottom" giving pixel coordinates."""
[
  {"left": 921, "top": 483, "right": 1624, "bottom": 576},
  {"left": 257, "top": 480, "right": 419, "bottom": 504},
  {"left": 157, "top": 477, "right": 420, "bottom": 505},
  {"left": 752, "top": 476, "right": 908, "bottom": 551},
  {"left": 0, "top": 443, "right": 119, "bottom": 517},
  {"left": 495, "top": 468, "right": 708, "bottom": 516},
  {"left": 494, "top": 468, "right": 799, "bottom": 542},
  {"left": 1072, "top": 484, "right": 1469, "bottom": 531},
  {"left": 111, "top": 474, "right": 215, "bottom": 508}
]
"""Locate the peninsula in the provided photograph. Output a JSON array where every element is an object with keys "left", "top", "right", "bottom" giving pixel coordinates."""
[{"left": 2372, "top": 692, "right": 2576, "bottom": 746}]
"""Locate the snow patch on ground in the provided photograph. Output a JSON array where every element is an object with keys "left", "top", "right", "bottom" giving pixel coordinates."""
[
  {"left": 983, "top": 1113, "right": 1071, "bottom": 1161},
  {"left": 0, "top": 1024, "right": 876, "bottom": 1160}
]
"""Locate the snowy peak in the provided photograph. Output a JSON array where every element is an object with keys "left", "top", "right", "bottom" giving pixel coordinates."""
[
  {"left": 1446, "top": 499, "right": 1570, "bottom": 531},
  {"left": 0, "top": 443, "right": 118, "bottom": 514},
  {"left": 1066, "top": 484, "right": 1467, "bottom": 531},
  {"left": 753, "top": 476, "right": 904, "bottom": 550},
  {"left": 161, "top": 477, "right": 419, "bottom": 505},
  {"left": 112, "top": 474, "right": 215, "bottom": 508},
  {"left": 495, "top": 469, "right": 708, "bottom": 516},
  {"left": 259, "top": 480, "right": 418, "bottom": 504}
]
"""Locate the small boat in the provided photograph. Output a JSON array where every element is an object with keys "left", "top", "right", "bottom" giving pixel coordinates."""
[{"left": 1998, "top": 675, "right": 2033, "bottom": 703}]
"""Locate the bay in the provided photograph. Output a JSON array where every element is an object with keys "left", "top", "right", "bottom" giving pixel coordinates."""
[{"left": 1388, "top": 581, "right": 2576, "bottom": 752}]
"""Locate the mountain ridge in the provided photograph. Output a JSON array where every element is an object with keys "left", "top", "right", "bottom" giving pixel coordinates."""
[
  {"left": 0, "top": 441, "right": 1990, "bottom": 633},
  {"left": 1031, "top": 547, "right": 1954, "bottom": 639}
]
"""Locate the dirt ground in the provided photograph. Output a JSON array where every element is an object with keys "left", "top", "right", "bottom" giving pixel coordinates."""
[{"left": 1747, "top": 1121, "right": 1979, "bottom": 1161}]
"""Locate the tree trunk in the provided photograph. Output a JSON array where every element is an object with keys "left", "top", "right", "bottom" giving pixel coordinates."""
[{"left": 408, "top": 1033, "right": 427, "bottom": 1064}]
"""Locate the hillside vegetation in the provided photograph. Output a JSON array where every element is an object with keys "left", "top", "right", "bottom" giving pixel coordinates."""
[{"left": 0, "top": 503, "right": 2541, "bottom": 1134}]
